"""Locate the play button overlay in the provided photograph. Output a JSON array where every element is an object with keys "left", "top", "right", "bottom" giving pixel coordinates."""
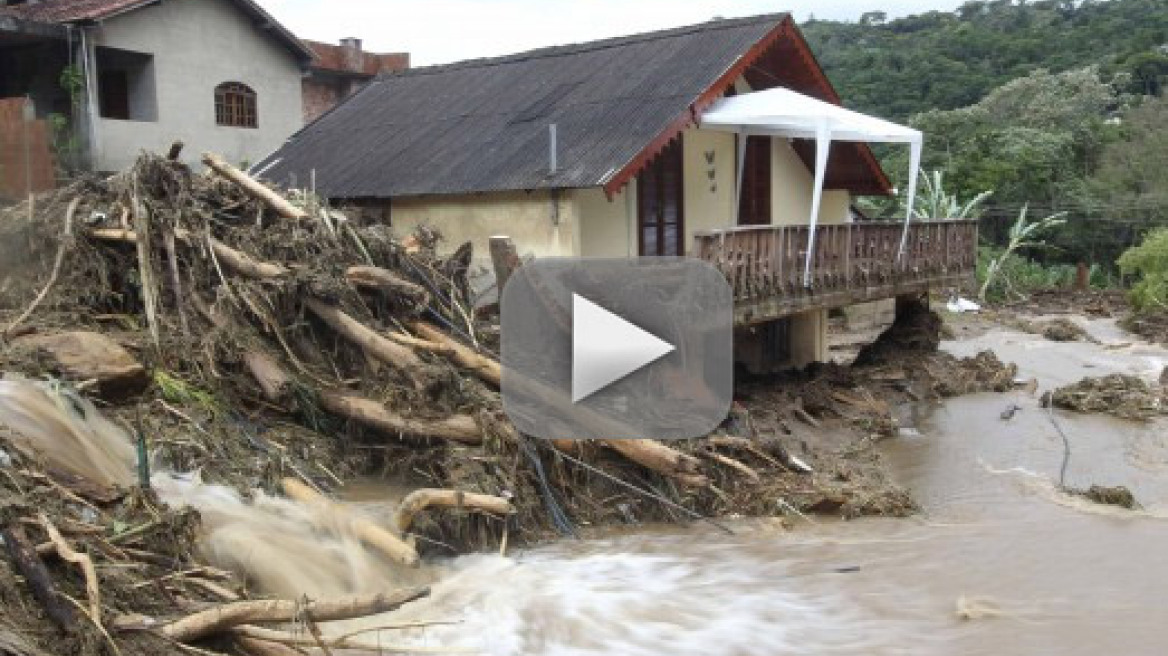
[
  {"left": 501, "top": 258, "right": 733, "bottom": 441},
  {"left": 572, "top": 294, "right": 675, "bottom": 403}
]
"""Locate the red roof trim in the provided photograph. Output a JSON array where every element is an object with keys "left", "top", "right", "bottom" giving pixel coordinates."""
[{"left": 602, "top": 16, "right": 892, "bottom": 198}]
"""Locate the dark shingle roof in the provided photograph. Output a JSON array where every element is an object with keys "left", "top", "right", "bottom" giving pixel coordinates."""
[
  {"left": 256, "top": 14, "right": 791, "bottom": 198},
  {"left": 0, "top": 0, "right": 313, "bottom": 61}
]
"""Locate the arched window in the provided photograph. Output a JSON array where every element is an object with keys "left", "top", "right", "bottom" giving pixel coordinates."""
[{"left": 214, "top": 82, "right": 257, "bottom": 128}]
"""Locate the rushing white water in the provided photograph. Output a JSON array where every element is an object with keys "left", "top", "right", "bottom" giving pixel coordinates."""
[{"left": 2, "top": 314, "right": 1167, "bottom": 655}]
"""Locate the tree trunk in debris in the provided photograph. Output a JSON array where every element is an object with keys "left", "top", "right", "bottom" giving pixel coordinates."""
[
  {"left": 243, "top": 351, "right": 293, "bottom": 405},
  {"left": 235, "top": 635, "right": 303, "bottom": 656},
  {"left": 410, "top": 321, "right": 501, "bottom": 387},
  {"left": 88, "top": 228, "right": 289, "bottom": 280},
  {"left": 489, "top": 236, "right": 520, "bottom": 299},
  {"left": 1, "top": 526, "right": 75, "bottom": 630},
  {"left": 201, "top": 152, "right": 308, "bottom": 221},
  {"left": 160, "top": 587, "right": 429, "bottom": 643},
  {"left": 206, "top": 239, "right": 290, "bottom": 280},
  {"left": 601, "top": 439, "right": 706, "bottom": 486},
  {"left": 346, "top": 266, "right": 428, "bottom": 304},
  {"left": 318, "top": 391, "right": 481, "bottom": 445},
  {"left": 280, "top": 478, "right": 419, "bottom": 566},
  {"left": 304, "top": 298, "right": 429, "bottom": 389},
  {"left": 411, "top": 323, "right": 707, "bottom": 485},
  {"left": 392, "top": 488, "right": 514, "bottom": 533}
]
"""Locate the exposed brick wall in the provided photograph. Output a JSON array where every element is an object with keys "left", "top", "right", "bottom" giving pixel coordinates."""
[{"left": 302, "top": 79, "right": 341, "bottom": 123}]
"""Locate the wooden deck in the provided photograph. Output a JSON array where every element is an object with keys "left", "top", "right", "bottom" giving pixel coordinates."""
[{"left": 693, "top": 219, "right": 978, "bottom": 325}]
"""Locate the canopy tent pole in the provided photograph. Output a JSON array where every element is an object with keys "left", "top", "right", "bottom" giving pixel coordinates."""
[
  {"left": 735, "top": 130, "right": 746, "bottom": 225},
  {"left": 802, "top": 121, "right": 831, "bottom": 287},
  {"left": 896, "top": 138, "right": 923, "bottom": 260}
]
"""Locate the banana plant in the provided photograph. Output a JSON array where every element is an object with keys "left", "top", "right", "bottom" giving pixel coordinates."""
[
  {"left": 911, "top": 169, "right": 993, "bottom": 220},
  {"left": 979, "top": 204, "right": 1068, "bottom": 302}
]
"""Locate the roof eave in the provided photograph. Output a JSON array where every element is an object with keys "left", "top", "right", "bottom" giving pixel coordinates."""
[
  {"left": 65, "top": 0, "right": 314, "bottom": 64},
  {"left": 601, "top": 15, "right": 894, "bottom": 198},
  {"left": 0, "top": 14, "right": 69, "bottom": 39}
]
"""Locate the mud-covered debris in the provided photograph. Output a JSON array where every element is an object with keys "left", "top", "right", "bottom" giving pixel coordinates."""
[
  {"left": 1120, "top": 310, "right": 1168, "bottom": 348},
  {"left": 930, "top": 351, "right": 1018, "bottom": 397},
  {"left": 1039, "top": 318, "right": 1088, "bottom": 342},
  {"left": 1069, "top": 484, "right": 1139, "bottom": 509},
  {"left": 1044, "top": 374, "right": 1166, "bottom": 421},
  {"left": 1005, "top": 316, "right": 1092, "bottom": 342},
  {"left": 854, "top": 298, "right": 941, "bottom": 366}
]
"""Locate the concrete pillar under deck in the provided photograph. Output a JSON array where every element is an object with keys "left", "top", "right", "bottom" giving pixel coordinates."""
[{"left": 734, "top": 308, "right": 828, "bottom": 375}]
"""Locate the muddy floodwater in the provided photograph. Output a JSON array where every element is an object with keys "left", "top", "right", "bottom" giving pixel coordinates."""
[{"left": 334, "top": 317, "right": 1168, "bottom": 656}]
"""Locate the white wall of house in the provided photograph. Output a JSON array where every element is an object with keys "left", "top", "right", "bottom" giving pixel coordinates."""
[{"left": 84, "top": 0, "right": 303, "bottom": 172}]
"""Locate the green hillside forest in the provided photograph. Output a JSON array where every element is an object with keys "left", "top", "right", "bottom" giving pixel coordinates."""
[{"left": 801, "top": 0, "right": 1168, "bottom": 273}]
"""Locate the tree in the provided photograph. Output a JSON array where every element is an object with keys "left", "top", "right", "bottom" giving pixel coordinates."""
[{"left": 910, "top": 67, "right": 1119, "bottom": 206}]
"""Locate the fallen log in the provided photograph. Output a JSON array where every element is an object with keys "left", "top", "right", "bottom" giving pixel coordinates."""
[
  {"left": 346, "top": 265, "right": 429, "bottom": 304},
  {"left": 305, "top": 298, "right": 429, "bottom": 389},
  {"left": 202, "top": 152, "right": 308, "bottom": 221},
  {"left": 87, "top": 228, "right": 289, "bottom": 280},
  {"left": 235, "top": 635, "right": 302, "bottom": 656},
  {"left": 243, "top": 351, "right": 293, "bottom": 405},
  {"left": 281, "top": 478, "right": 419, "bottom": 567},
  {"left": 413, "top": 324, "right": 706, "bottom": 484},
  {"left": 601, "top": 439, "right": 706, "bottom": 486},
  {"left": 318, "top": 391, "right": 481, "bottom": 445},
  {"left": 392, "top": 488, "right": 515, "bottom": 534},
  {"left": 384, "top": 331, "right": 453, "bottom": 354},
  {"left": 204, "top": 238, "right": 289, "bottom": 280},
  {"left": 0, "top": 525, "right": 75, "bottom": 630},
  {"left": 410, "top": 321, "right": 501, "bottom": 387},
  {"left": 160, "top": 587, "right": 429, "bottom": 643}
]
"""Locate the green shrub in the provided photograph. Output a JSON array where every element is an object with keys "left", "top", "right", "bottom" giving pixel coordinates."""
[{"left": 1117, "top": 228, "right": 1168, "bottom": 312}]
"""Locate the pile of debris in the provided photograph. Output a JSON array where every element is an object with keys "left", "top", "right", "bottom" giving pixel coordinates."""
[
  {"left": 1120, "top": 310, "right": 1168, "bottom": 349},
  {"left": 0, "top": 149, "right": 923, "bottom": 655},
  {"left": 1069, "top": 484, "right": 1140, "bottom": 510},
  {"left": 852, "top": 298, "right": 1018, "bottom": 398},
  {"left": 1003, "top": 316, "right": 1093, "bottom": 342},
  {"left": 1043, "top": 374, "right": 1166, "bottom": 421},
  {"left": 0, "top": 149, "right": 1028, "bottom": 655}
]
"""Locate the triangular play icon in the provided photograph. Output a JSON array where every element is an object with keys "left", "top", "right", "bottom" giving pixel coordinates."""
[{"left": 571, "top": 294, "right": 675, "bottom": 403}]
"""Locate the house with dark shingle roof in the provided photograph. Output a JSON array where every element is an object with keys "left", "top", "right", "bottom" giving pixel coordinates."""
[
  {"left": 256, "top": 14, "right": 979, "bottom": 371},
  {"left": 0, "top": 0, "right": 314, "bottom": 172}
]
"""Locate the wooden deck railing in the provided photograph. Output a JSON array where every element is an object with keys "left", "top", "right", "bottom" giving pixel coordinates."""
[{"left": 692, "top": 219, "right": 978, "bottom": 324}]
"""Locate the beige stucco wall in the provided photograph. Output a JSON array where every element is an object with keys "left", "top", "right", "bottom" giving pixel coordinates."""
[
  {"left": 391, "top": 190, "right": 578, "bottom": 266},
  {"left": 575, "top": 186, "right": 635, "bottom": 257},
  {"left": 681, "top": 128, "right": 737, "bottom": 250},
  {"left": 85, "top": 0, "right": 304, "bottom": 172}
]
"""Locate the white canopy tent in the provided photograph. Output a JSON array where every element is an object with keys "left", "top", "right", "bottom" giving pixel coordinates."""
[{"left": 699, "top": 87, "right": 922, "bottom": 286}]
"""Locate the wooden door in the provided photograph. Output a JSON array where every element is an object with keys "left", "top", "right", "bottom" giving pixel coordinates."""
[
  {"left": 737, "top": 135, "right": 771, "bottom": 226},
  {"left": 638, "top": 139, "right": 684, "bottom": 256}
]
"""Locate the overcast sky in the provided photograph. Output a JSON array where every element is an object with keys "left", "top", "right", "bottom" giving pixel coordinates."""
[{"left": 255, "top": 1, "right": 968, "bottom": 66}]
